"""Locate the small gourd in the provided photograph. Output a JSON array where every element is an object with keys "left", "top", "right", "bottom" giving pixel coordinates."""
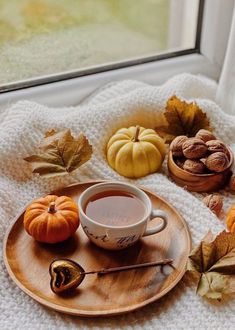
[
  {"left": 106, "top": 126, "right": 166, "bottom": 178},
  {"left": 23, "top": 195, "right": 79, "bottom": 243},
  {"left": 226, "top": 205, "right": 235, "bottom": 233}
]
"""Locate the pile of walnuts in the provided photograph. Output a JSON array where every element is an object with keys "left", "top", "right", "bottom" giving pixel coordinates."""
[{"left": 170, "top": 129, "right": 230, "bottom": 174}]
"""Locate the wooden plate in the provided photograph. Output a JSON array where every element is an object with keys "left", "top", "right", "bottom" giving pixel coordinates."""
[{"left": 3, "top": 181, "right": 191, "bottom": 317}]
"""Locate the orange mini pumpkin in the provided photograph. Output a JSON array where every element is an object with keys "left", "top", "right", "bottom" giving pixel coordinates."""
[
  {"left": 23, "top": 195, "right": 79, "bottom": 243},
  {"left": 226, "top": 205, "right": 235, "bottom": 233}
]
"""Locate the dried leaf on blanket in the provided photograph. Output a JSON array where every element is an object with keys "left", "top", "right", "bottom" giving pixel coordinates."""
[
  {"left": 187, "top": 230, "right": 235, "bottom": 300},
  {"left": 155, "top": 96, "right": 211, "bottom": 143},
  {"left": 24, "top": 129, "right": 92, "bottom": 177}
]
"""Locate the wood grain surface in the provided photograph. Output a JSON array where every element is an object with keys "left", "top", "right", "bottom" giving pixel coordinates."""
[
  {"left": 168, "top": 150, "right": 233, "bottom": 192},
  {"left": 4, "top": 181, "right": 191, "bottom": 317}
]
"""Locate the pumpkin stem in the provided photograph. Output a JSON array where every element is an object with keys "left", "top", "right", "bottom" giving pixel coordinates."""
[
  {"left": 48, "top": 202, "right": 56, "bottom": 213},
  {"left": 134, "top": 126, "right": 140, "bottom": 142}
]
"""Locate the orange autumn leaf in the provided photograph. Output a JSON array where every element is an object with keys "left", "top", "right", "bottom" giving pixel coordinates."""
[{"left": 155, "top": 96, "right": 211, "bottom": 143}]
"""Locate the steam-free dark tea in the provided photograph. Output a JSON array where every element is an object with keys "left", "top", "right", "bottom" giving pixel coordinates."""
[{"left": 85, "top": 190, "right": 146, "bottom": 227}]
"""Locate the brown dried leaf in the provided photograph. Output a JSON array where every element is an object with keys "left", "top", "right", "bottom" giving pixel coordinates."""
[
  {"left": 187, "top": 230, "right": 235, "bottom": 300},
  {"left": 155, "top": 96, "right": 211, "bottom": 142},
  {"left": 24, "top": 129, "right": 92, "bottom": 177},
  {"left": 196, "top": 272, "right": 228, "bottom": 300},
  {"left": 44, "top": 129, "right": 57, "bottom": 138}
]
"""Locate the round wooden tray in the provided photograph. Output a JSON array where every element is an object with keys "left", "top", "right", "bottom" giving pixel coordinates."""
[{"left": 3, "top": 181, "right": 191, "bottom": 317}]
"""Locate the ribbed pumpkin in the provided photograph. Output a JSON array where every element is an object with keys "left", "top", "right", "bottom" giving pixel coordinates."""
[
  {"left": 226, "top": 205, "right": 235, "bottom": 233},
  {"left": 23, "top": 195, "right": 79, "bottom": 243},
  {"left": 106, "top": 126, "right": 166, "bottom": 178}
]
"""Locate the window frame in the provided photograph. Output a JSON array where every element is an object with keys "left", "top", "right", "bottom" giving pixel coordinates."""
[{"left": 0, "top": 0, "right": 234, "bottom": 107}]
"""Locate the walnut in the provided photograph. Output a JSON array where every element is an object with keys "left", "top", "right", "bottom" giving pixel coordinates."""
[
  {"left": 205, "top": 152, "right": 229, "bottom": 172},
  {"left": 203, "top": 194, "right": 223, "bottom": 217},
  {"left": 206, "top": 140, "right": 228, "bottom": 154},
  {"left": 183, "top": 159, "right": 206, "bottom": 174},
  {"left": 195, "top": 129, "right": 216, "bottom": 142},
  {"left": 200, "top": 157, "right": 207, "bottom": 165},
  {"left": 174, "top": 158, "right": 186, "bottom": 169},
  {"left": 229, "top": 175, "right": 235, "bottom": 191},
  {"left": 182, "top": 138, "right": 207, "bottom": 159},
  {"left": 170, "top": 135, "right": 188, "bottom": 157}
]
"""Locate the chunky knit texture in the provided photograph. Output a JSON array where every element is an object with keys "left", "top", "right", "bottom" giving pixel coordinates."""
[{"left": 1, "top": 74, "right": 235, "bottom": 329}]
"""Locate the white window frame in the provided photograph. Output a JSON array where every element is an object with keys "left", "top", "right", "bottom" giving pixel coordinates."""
[{"left": 0, "top": 0, "right": 234, "bottom": 108}]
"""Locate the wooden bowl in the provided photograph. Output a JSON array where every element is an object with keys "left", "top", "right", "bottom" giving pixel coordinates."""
[{"left": 168, "top": 148, "right": 234, "bottom": 192}]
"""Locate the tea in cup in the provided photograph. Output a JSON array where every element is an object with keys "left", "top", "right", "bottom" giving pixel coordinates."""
[{"left": 78, "top": 182, "right": 168, "bottom": 250}]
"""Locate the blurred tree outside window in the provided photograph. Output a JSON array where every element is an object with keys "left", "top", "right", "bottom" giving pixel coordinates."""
[{"left": 0, "top": 0, "right": 199, "bottom": 86}]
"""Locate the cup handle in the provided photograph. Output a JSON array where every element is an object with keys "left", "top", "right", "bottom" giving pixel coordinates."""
[{"left": 142, "top": 210, "right": 168, "bottom": 237}]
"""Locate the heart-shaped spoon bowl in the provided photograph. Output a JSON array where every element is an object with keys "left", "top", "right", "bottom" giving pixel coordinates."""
[{"left": 49, "top": 259, "right": 85, "bottom": 294}]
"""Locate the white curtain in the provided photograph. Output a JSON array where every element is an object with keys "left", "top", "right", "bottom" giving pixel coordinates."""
[{"left": 216, "top": 6, "right": 235, "bottom": 114}]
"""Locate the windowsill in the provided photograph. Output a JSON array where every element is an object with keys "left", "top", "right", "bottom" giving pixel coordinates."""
[{"left": 0, "top": 53, "right": 220, "bottom": 108}]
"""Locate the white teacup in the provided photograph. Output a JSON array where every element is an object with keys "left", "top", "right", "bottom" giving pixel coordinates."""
[{"left": 78, "top": 182, "right": 168, "bottom": 250}]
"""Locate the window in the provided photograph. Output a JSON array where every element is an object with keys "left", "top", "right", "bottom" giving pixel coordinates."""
[
  {"left": 0, "top": 0, "right": 201, "bottom": 92},
  {"left": 0, "top": 0, "right": 234, "bottom": 108}
]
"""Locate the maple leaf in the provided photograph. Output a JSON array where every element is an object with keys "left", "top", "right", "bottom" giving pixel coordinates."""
[
  {"left": 24, "top": 129, "right": 92, "bottom": 177},
  {"left": 155, "top": 95, "right": 211, "bottom": 142},
  {"left": 187, "top": 230, "right": 235, "bottom": 300}
]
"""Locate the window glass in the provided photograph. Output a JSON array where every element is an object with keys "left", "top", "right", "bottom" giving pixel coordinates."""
[{"left": 0, "top": 0, "right": 200, "bottom": 87}]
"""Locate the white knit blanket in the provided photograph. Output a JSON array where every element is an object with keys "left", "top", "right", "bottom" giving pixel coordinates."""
[{"left": 1, "top": 73, "right": 235, "bottom": 329}]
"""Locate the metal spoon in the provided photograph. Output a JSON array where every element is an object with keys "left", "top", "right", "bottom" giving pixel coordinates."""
[{"left": 49, "top": 258, "right": 173, "bottom": 294}]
